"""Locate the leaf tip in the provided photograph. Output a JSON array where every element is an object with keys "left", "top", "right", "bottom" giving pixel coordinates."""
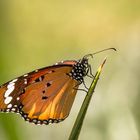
[
  {"left": 97, "top": 57, "right": 107, "bottom": 74},
  {"left": 101, "top": 57, "right": 107, "bottom": 68}
]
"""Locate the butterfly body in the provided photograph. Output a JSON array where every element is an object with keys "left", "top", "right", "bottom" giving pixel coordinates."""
[{"left": 0, "top": 58, "right": 90, "bottom": 125}]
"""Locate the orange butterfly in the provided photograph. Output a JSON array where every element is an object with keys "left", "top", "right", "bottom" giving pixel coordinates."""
[{"left": 0, "top": 48, "right": 116, "bottom": 125}]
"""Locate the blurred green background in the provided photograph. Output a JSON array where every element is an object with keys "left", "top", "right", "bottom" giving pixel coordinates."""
[{"left": 0, "top": 0, "right": 140, "bottom": 140}]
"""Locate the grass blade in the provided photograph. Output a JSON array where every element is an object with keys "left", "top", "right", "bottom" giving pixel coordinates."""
[{"left": 68, "top": 58, "right": 107, "bottom": 140}]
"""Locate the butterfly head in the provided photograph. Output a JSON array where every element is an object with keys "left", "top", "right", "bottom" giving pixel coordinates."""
[
  {"left": 70, "top": 47, "right": 117, "bottom": 83},
  {"left": 74, "top": 47, "right": 117, "bottom": 82}
]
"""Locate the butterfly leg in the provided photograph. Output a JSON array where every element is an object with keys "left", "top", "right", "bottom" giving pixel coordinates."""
[
  {"left": 73, "top": 81, "right": 88, "bottom": 93},
  {"left": 87, "top": 64, "right": 94, "bottom": 79},
  {"left": 76, "top": 88, "right": 88, "bottom": 93},
  {"left": 78, "top": 80, "right": 89, "bottom": 92},
  {"left": 87, "top": 74, "right": 94, "bottom": 79},
  {"left": 82, "top": 80, "right": 89, "bottom": 90}
]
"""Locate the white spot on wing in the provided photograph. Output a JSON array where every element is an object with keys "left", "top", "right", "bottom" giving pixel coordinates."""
[
  {"left": 4, "top": 96, "right": 13, "bottom": 104},
  {"left": 4, "top": 79, "right": 17, "bottom": 98},
  {"left": 7, "top": 104, "right": 12, "bottom": 108},
  {"left": 4, "top": 85, "right": 15, "bottom": 98},
  {"left": 6, "top": 109, "right": 10, "bottom": 112},
  {"left": 24, "top": 79, "right": 27, "bottom": 84},
  {"left": 24, "top": 74, "right": 28, "bottom": 77},
  {"left": 10, "top": 79, "right": 18, "bottom": 83},
  {"left": 7, "top": 83, "right": 15, "bottom": 89},
  {"left": 11, "top": 108, "right": 16, "bottom": 111}
]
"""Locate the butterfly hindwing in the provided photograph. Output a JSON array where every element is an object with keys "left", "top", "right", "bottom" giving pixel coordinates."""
[{"left": 20, "top": 65, "right": 79, "bottom": 124}]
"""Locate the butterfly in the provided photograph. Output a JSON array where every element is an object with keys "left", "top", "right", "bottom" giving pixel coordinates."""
[{"left": 0, "top": 48, "right": 116, "bottom": 125}]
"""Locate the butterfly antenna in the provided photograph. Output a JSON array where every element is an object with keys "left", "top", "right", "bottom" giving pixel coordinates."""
[{"left": 83, "top": 47, "right": 117, "bottom": 59}]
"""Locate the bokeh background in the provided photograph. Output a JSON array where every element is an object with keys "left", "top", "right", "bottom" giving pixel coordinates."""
[{"left": 0, "top": 1, "right": 140, "bottom": 140}]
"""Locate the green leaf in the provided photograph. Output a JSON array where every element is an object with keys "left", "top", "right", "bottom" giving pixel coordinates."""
[{"left": 68, "top": 58, "right": 107, "bottom": 140}]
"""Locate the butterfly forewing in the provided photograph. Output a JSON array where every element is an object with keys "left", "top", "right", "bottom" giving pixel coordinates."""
[
  {"left": 0, "top": 61, "right": 79, "bottom": 125},
  {"left": 20, "top": 66, "right": 79, "bottom": 124}
]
